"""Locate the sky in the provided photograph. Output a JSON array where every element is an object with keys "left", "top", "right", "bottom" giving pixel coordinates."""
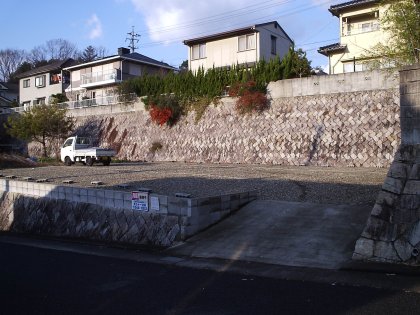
[{"left": 1, "top": 0, "right": 340, "bottom": 70}]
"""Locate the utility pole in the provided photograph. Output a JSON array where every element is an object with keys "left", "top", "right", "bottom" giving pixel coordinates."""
[{"left": 126, "top": 26, "right": 140, "bottom": 53}]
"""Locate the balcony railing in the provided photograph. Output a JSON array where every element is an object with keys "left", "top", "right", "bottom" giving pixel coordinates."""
[
  {"left": 344, "top": 22, "right": 380, "bottom": 36},
  {"left": 12, "top": 93, "right": 137, "bottom": 113},
  {"left": 80, "top": 69, "right": 120, "bottom": 87}
]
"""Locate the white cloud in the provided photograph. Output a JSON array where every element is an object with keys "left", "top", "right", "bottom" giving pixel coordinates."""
[
  {"left": 86, "top": 14, "right": 103, "bottom": 40},
  {"left": 130, "top": 0, "right": 280, "bottom": 44}
]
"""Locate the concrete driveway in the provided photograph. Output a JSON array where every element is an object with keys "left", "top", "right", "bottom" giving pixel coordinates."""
[{"left": 168, "top": 200, "right": 371, "bottom": 270}]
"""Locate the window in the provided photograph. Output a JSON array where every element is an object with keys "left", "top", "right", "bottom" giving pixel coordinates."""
[
  {"left": 50, "top": 73, "right": 61, "bottom": 85},
  {"left": 23, "top": 79, "right": 30, "bottom": 88},
  {"left": 343, "top": 61, "right": 368, "bottom": 73},
  {"left": 35, "top": 75, "right": 46, "bottom": 87},
  {"left": 34, "top": 97, "right": 46, "bottom": 105},
  {"left": 271, "top": 36, "right": 277, "bottom": 55},
  {"left": 238, "top": 34, "right": 255, "bottom": 51},
  {"left": 192, "top": 44, "right": 206, "bottom": 60},
  {"left": 62, "top": 138, "right": 73, "bottom": 148}
]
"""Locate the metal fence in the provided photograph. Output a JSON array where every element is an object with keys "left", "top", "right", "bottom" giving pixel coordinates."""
[{"left": 12, "top": 93, "right": 137, "bottom": 113}]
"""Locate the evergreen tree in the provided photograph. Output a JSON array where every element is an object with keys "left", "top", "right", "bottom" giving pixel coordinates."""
[{"left": 80, "top": 46, "right": 98, "bottom": 62}]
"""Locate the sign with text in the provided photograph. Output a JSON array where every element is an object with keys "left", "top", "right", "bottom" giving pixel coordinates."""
[{"left": 131, "top": 191, "right": 149, "bottom": 211}]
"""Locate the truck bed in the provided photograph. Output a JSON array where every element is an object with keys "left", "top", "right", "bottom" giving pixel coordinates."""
[{"left": 74, "top": 147, "right": 116, "bottom": 157}]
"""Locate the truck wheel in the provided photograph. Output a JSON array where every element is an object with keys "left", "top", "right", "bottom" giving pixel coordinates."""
[
  {"left": 102, "top": 157, "right": 111, "bottom": 166},
  {"left": 86, "top": 156, "right": 94, "bottom": 166},
  {"left": 64, "top": 156, "right": 72, "bottom": 166}
]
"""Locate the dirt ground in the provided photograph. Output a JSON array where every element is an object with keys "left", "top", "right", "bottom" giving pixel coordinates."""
[{"left": 0, "top": 161, "right": 388, "bottom": 205}]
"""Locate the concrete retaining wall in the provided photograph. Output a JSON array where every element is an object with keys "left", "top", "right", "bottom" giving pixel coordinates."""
[
  {"left": 267, "top": 69, "right": 398, "bottom": 98},
  {"left": 0, "top": 179, "right": 256, "bottom": 246}
]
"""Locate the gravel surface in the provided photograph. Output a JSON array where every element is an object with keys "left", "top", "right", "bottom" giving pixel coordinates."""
[{"left": 1, "top": 162, "right": 388, "bottom": 205}]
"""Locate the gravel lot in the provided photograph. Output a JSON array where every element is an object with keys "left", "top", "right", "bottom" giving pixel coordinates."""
[{"left": 1, "top": 162, "right": 388, "bottom": 205}]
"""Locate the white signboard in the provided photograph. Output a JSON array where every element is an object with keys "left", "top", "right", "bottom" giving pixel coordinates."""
[
  {"left": 131, "top": 191, "right": 149, "bottom": 211},
  {"left": 150, "top": 196, "right": 160, "bottom": 211}
]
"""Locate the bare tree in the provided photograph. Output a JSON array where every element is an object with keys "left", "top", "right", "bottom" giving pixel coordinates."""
[
  {"left": 28, "top": 39, "right": 79, "bottom": 65},
  {"left": 0, "top": 49, "right": 26, "bottom": 82}
]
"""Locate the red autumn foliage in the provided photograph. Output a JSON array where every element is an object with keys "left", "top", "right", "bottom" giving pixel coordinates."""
[
  {"left": 228, "top": 81, "right": 257, "bottom": 97},
  {"left": 149, "top": 105, "right": 173, "bottom": 126},
  {"left": 235, "top": 90, "right": 268, "bottom": 114}
]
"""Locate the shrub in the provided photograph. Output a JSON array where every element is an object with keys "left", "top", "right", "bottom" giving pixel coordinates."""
[
  {"left": 149, "top": 106, "right": 173, "bottom": 126},
  {"left": 143, "top": 95, "right": 182, "bottom": 126},
  {"left": 229, "top": 81, "right": 269, "bottom": 114},
  {"left": 235, "top": 90, "right": 268, "bottom": 114},
  {"left": 149, "top": 141, "right": 163, "bottom": 153}
]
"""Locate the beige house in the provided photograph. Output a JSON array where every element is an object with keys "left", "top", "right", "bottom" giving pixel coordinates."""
[
  {"left": 16, "top": 59, "right": 75, "bottom": 110},
  {"left": 64, "top": 47, "right": 175, "bottom": 103},
  {"left": 318, "top": 0, "right": 388, "bottom": 74},
  {"left": 183, "top": 21, "right": 294, "bottom": 73}
]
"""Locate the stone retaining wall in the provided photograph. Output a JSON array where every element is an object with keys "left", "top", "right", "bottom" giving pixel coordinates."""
[
  {"left": 353, "top": 64, "right": 420, "bottom": 265},
  {"left": 65, "top": 89, "right": 400, "bottom": 168},
  {"left": 26, "top": 71, "right": 400, "bottom": 167},
  {"left": 353, "top": 145, "right": 420, "bottom": 263},
  {"left": 0, "top": 179, "right": 256, "bottom": 246}
]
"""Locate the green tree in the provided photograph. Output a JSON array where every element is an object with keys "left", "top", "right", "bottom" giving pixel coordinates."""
[
  {"left": 364, "top": 0, "right": 420, "bottom": 68},
  {"left": 281, "top": 46, "right": 312, "bottom": 79},
  {"left": 292, "top": 49, "right": 312, "bottom": 78},
  {"left": 5, "top": 104, "right": 74, "bottom": 157},
  {"left": 80, "top": 45, "right": 98, "bottom": 62},
  {"left": 179, "top": 60, "right": 188, "bottom": 72}
]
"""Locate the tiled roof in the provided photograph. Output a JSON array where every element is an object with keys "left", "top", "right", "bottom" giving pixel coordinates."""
[
  {"left": 0, "top": 82, "right": 18, "bottom": 92},
  {"left": 123, "top": 52, "right": 175, "bottom": 70},
  {"left": 317, "top": 43, "right": 347, "bottom": 56},
  {"left": 183, "top": 21, "right": 293, "bottom": 45},
  {"left": 15, "top": 59, "right": 76, "bottom": 79},
  {"left": 329, "top": 0, "right": 380, "bottom": 17},
  {"left": 64, "top": 51, "right": 175, "bottom": 71}
]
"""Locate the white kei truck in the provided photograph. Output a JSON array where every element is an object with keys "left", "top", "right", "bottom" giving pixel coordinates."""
[{"left": 60, "top": 136, "right": 116, "bottom": 166}]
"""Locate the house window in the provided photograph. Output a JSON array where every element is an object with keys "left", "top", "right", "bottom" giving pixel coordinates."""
[
  {"left": 238, "top": 34, "right": 255, "bottom": 51},
  {"left": 271, "top": 36, "right": 277, "bottom": 55},
  {"left": 50, "top": 73, "right": 62, "bottom": 85},
  {"left": 35, "top": 75, "right": 46, "bottom": 87},
  {"left": 34, "top": 97, "right": 46, "bottom": 105},
  {"left": 192, "top": 44, "right": 206, "bottom": 60},
  {"left": 23, "top": 79, "right": 30, "bottom": 88},
  {"left": 343, "top": 61, "right": 367, "bottom": 73}
]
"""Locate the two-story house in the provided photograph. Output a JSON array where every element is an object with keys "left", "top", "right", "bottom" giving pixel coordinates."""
[
  {"left": 183, "top": 21, "right": 294, "bottom": 73},
  {"left": 16, "top": 59, "right": 75, "bottom": 110},
  {"left": 318, "top": 0, "right": 387, "bottom": 74},
  {"left": 64, "top": 47, "right": 175, "bottom": 105},
  {"left": 0, "top": 82, "right": 18, "bottom": 108}
]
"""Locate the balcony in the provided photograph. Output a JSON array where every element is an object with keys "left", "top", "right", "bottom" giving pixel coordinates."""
[
  {"left": 80, "top": 69, "right": 121, "bottom": 88},
  {"left": 344, "top": 22, "right": 380, "bottom": 36}
]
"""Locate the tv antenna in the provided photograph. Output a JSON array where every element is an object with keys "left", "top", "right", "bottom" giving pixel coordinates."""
[{"left": 126, "top": 26, "right": 140, "bottom": 53}]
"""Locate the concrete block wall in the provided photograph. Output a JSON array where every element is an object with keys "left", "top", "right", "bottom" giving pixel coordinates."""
[
  {"left": 0, "top": 179, "right": 257, "bottom": 245},
  {"left": 267, "top": 70, "right": 399, "bottom": 98},
  {"left": 67, "top": 101, "right": 145, "bottom": 118}
]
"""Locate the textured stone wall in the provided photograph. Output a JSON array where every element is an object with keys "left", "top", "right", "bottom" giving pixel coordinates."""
[
  {"left": 68, "top": 89, "right": 400, "bottom": 168},
  {"left": 354, "top": 65, "right": 420, "bottom": 265},
  {"left": 353, "top": 145, "right": 420, "bottom": 263},
  {"left": 0, "top": 192, "right": 180, "bottom": 247}
]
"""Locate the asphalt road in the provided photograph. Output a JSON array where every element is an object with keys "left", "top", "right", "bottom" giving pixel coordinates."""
[{"left": 1, "top": 240, "right": 420, "bottom": 315}]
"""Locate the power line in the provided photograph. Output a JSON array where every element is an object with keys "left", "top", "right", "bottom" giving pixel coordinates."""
[{"left": 138, "top": 0, "right": 334, "bottom": 49}]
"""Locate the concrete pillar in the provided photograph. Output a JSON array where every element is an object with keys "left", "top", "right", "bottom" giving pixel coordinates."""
[{"left": 400, "top": 64, "right": 420, "bottom": 144}]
